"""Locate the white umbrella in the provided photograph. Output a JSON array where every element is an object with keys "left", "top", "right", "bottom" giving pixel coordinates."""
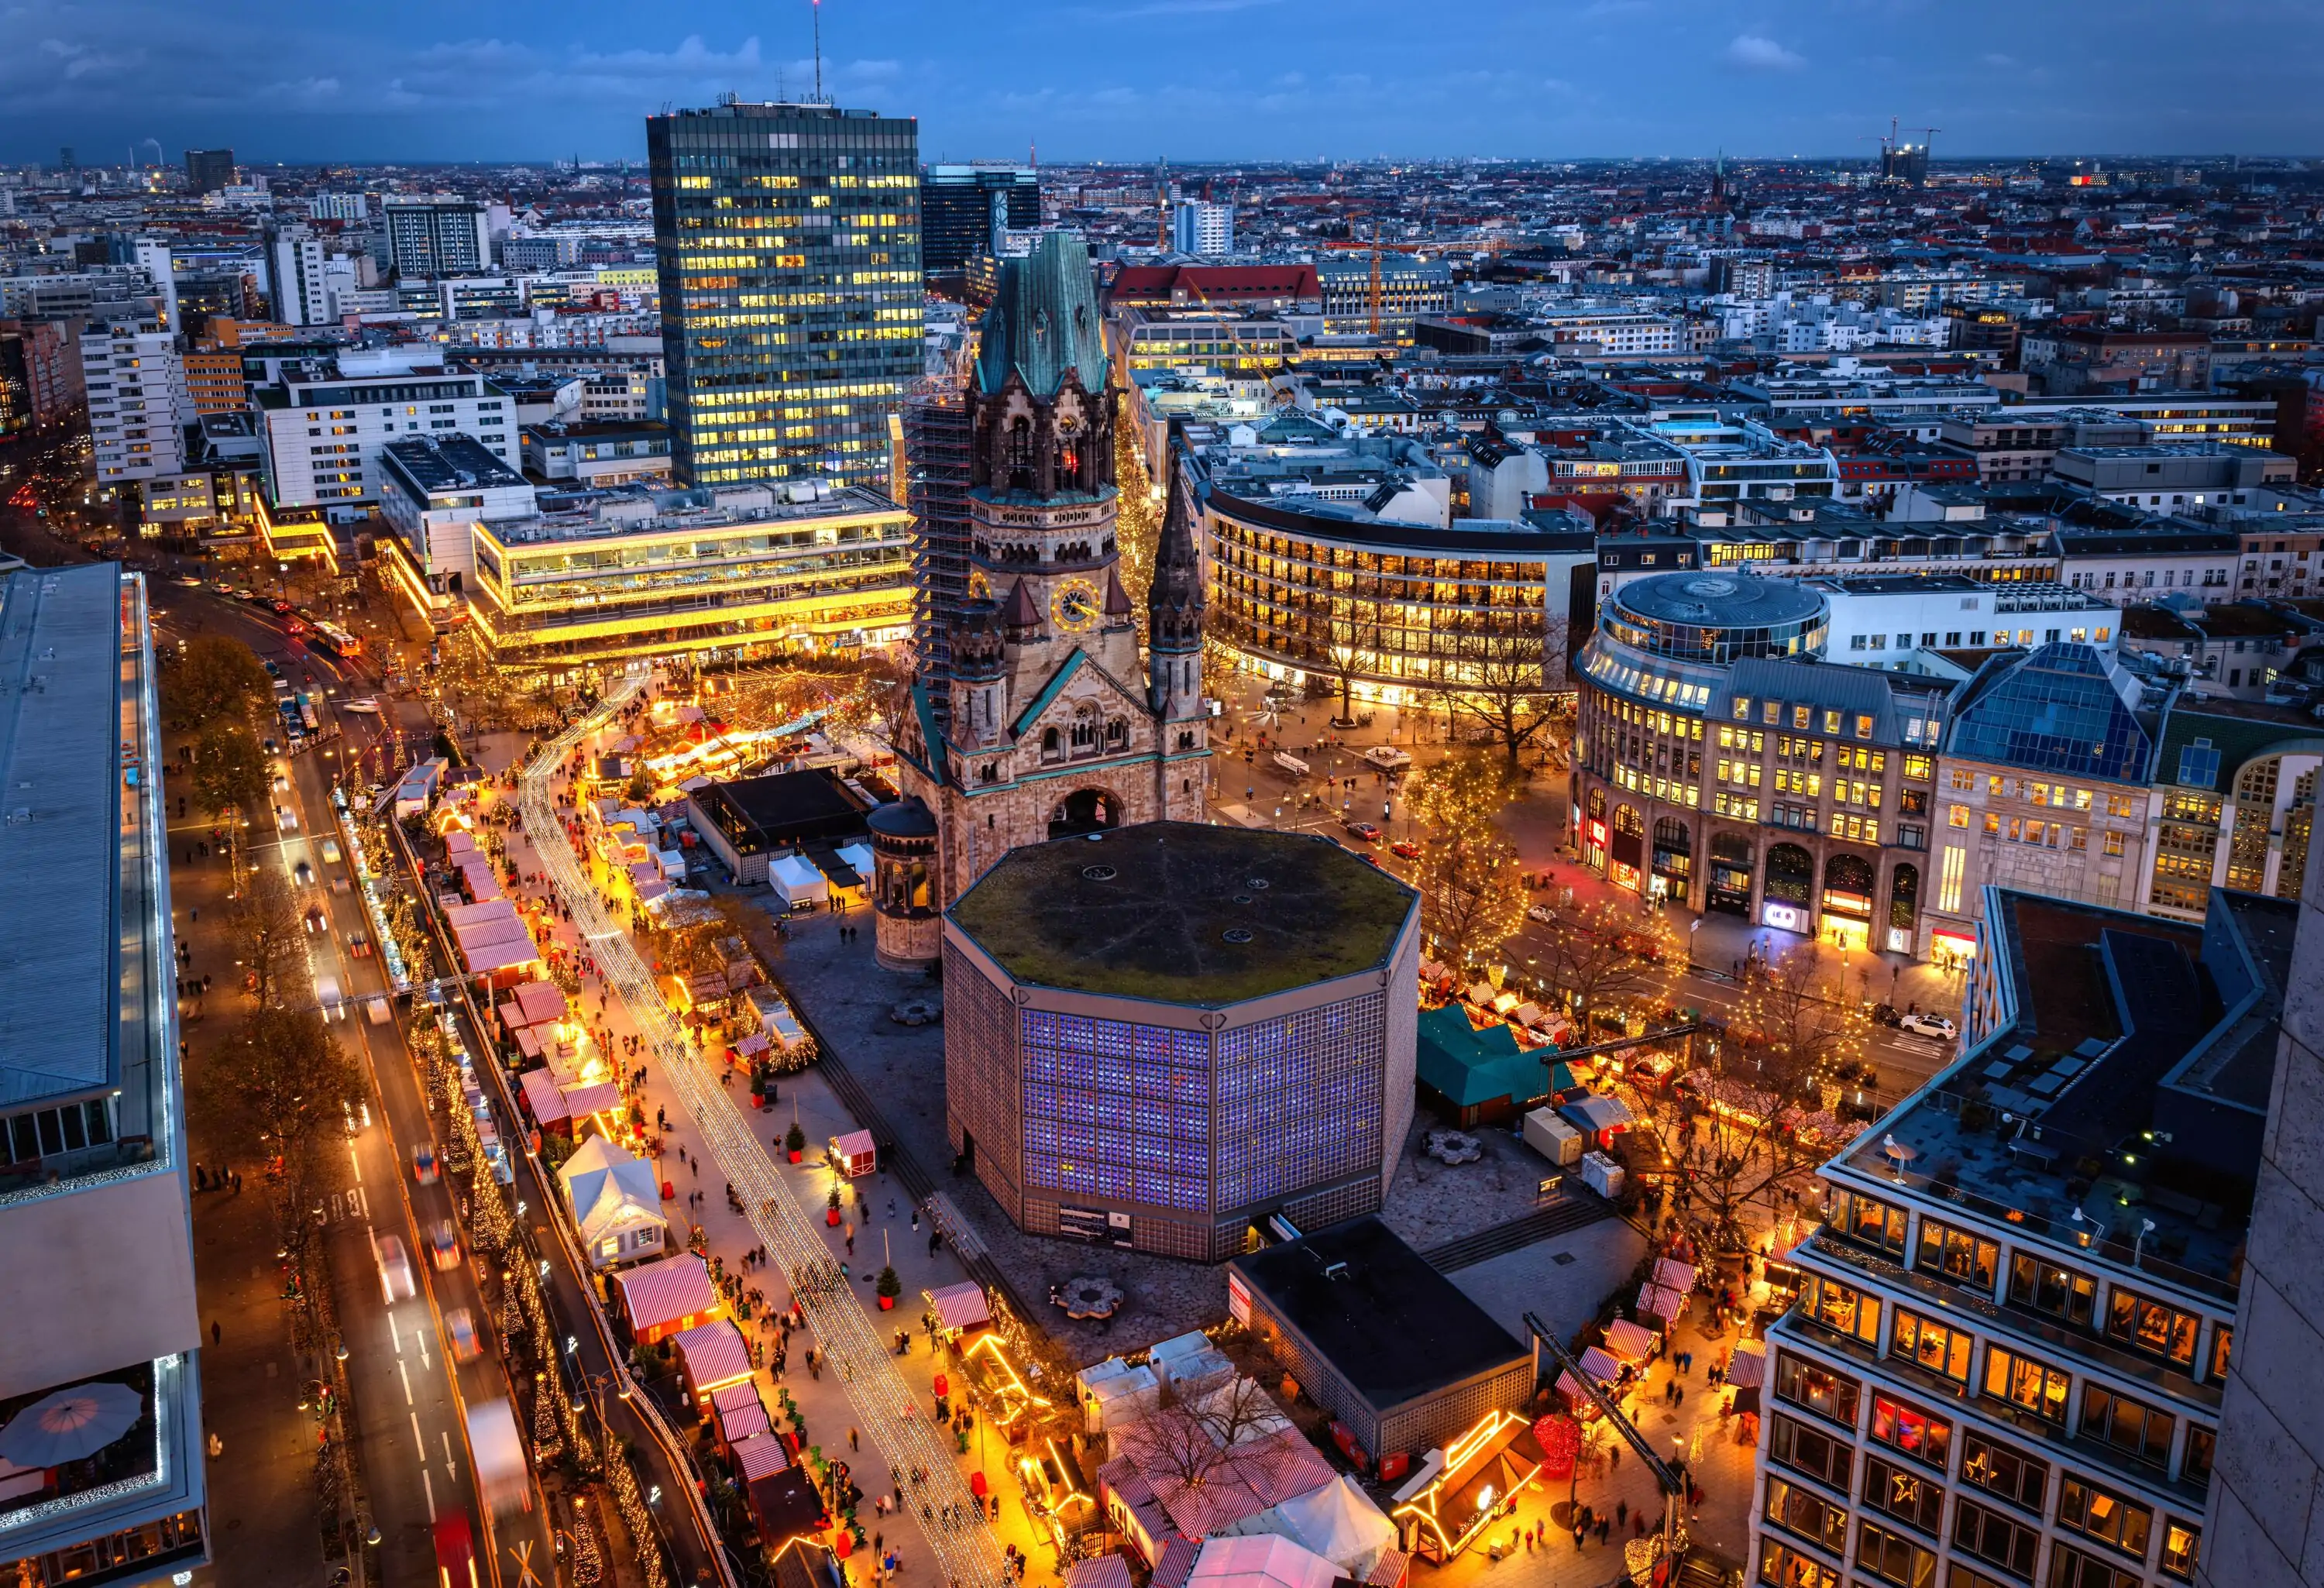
[{"left": 0, "top": 1383, "right": 144, "bottom": 1467}]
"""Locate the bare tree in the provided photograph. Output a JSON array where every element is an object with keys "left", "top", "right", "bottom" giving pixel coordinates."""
[
  {"left": 1321, "top": 612, "right": 1382, "bottom": 727},
  {"left": 190, "top": 1005, "right": 366, "bottom": 1256},
  {"left": 1434, "top": 611, "right": 1567, "bottom": 772},
  {"left": 1633, "top": 945, "right": 1866, "bottom": 1256},
  {"left": 1114, "top": 1376, "right": 1288, "bottom": 1497},
  {"left": 1535, "top": 898, "right": 1679, "bottom": 1035},
  {"left": 227, "top": 864, "right": 308, "bottom": 1009}
]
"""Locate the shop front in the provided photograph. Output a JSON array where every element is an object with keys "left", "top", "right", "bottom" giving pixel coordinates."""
[
  {"left": 1762, "top": 843, "right": 1813, "bottom": 935},
  {"left": 1820, "top": 854, "right": 1875, "bottom": 951},
  {"left": 1650, "top": 817, "right": 1693, "bottom": 906},
  {"left": 1886, "top": 862, "right": 1920, "bottom": 956},
  {"left": 1707, "top": 833, "right": 1754, "bottom": 918},
  {"left": 1581, "top": 789, "right": 1608, "bottom": 873},
  {"left": 1927, "top": 925, "right": 1978, "bottom": 971},
  {"left": 1610, "top": 804, "right": 1645, "bottom": 893}
]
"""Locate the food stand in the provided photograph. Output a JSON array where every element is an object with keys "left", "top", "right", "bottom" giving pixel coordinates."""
[
  {"left": 923, "top": 1281, "right": 990, "bottom": 1343},
  {"left": 828, "top": 1129, "right": 877, "bottom": 1180},
  {"left": 1387, "top": 1410, "right": 1547, "bottom": 1564}
]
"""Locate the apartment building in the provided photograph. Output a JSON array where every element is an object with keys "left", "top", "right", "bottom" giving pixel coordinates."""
[
  {"left": 0, "top": 564, "right": 208, "bottom": 1587},
  {"left": 253, "top": 352, "right": 517, "bottom": 517},
  {"left": 1754, "top": 882, "right": 2267, "bottom": 1588},
  {"left": 80, "top": 318, "right": 187, "bottom": 484}
]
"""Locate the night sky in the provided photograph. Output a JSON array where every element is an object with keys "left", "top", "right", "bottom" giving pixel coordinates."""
[{"left": 2, "top": 0, "right": 2317, "bottom": 166}]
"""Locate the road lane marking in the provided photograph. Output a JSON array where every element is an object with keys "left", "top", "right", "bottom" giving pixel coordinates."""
[
  {"left": 398, "top": 1358, "right": 413, "bottom": 1405},
  {"left": 411, "top": 1411, "right": 426, "bottom": 1462},
  {"left": 390, "top": 1312, "right": 401, "bottom": 1354},
  {"left": 422, "top": 1466, "right": 436, "bottom": 1522},
  {"left": 349, "top": 1142, "right": 363, "bottom": 1184},
  {"left": 442, "top": 1429, "right": 457, "bottom": 1475}
]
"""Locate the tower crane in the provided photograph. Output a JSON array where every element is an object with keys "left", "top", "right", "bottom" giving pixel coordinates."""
[{"left": 1369, "top": 220, "right": 1384, "bottom": 339}]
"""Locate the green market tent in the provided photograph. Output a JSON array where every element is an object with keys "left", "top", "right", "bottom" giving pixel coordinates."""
[{"left": 1416, "top": 1004, "right": 1561, "bottom": 1112}]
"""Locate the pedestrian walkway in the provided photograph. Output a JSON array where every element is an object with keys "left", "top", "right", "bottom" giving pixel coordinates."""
[{"left": 512, "top": 679, "right": 1012, "bottom": 1588}]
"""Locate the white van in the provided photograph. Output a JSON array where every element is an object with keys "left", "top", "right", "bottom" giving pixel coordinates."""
[
  {"left": 1363, "top": 746, "right": 1413, "bottom": 772},
  {"left": 1270, "top": 751, "right": 1310, "bottom": 779}
]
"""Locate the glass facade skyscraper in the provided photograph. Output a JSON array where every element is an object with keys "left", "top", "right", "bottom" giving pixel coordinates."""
[{"left": 647, "top": 101, "right": 924, "bottom": 492}]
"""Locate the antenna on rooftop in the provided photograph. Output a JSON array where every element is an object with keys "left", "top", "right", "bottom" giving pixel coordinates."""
[{"left": 812, "top": 0, "right": 825, "bottom": 105}]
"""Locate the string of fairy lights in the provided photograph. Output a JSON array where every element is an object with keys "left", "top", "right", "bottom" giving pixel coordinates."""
[{"left": 518, "top": 672, "right": 1012, "bottom": 1588}]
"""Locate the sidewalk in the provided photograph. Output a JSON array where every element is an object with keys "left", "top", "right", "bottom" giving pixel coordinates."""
[{"left": 169, "top": 830, "right": 338, "bottom": 1586}]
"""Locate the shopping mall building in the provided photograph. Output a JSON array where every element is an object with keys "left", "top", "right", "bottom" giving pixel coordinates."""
[{"left": 1570, "top": 569, "right": 1950, "bottom": 956}]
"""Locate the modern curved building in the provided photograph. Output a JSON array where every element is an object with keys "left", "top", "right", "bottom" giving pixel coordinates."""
[
  {"left": 1572, "top": 570, "right": 1948, "bottom": 954},
  {"left": 1185, "top": 420, "right": 1599, "bottom": 705}
]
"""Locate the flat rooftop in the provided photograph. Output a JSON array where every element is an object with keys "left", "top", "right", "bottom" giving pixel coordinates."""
[
  {"left": 0, "top": 564, "right": 125, "bottom": 1108},
  {"left": 1841, "top": 889, "right": 2293, "bottom": 1298},
  {"left": 1229, "top": 1217, "right": 1528, "bottom": 1411},
  {"left": 950, "top": 823, "right": 1415, "bottom": 1006},
  {"left": 500, "top": 481, "right": 907, "bottom": 545},
  {"left": 382, "top": 433, "right": 528, "bottom": 494}
]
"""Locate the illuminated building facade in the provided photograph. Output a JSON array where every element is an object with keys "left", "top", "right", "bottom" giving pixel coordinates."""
[
  {"left": 646, "top": 101, "right": 923, "bottom": 493},
  {"left": 465, "top": 479, "right": 912, "bottom": 668},
  {"left": 889, "top": 231, "right": 1213, "bottom": 962},
  {"left": 1752, "top": 884, "right": 2267, "bottom": 1588},
  {"left": 1571, "top": 571, "right": 1947, "bottom": 952},
  {"left": 944, "top": 823, "right": 1419, "bottom": 1260}
]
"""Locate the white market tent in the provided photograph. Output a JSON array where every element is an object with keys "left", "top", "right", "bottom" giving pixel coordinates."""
[
  {"left": 558, "top": 1136, "right": 665, "bottom": 1268},
  {"left": 1219, "top": 1474, "right": 1397, "bottom": 1578},
  {"left": 1187, "top": 1535, "right": 1342, "bottom": 1588},
  {"left": 768, "top": 854, "right": 830, "bottom": 909}
]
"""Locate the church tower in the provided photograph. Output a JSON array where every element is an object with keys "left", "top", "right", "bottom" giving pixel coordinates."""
[{"left": 882, "top": 233, "right": 1211, "bottom": 970}]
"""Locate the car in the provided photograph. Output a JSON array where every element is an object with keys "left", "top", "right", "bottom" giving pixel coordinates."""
[
  {"left": 263, "top": 660, "right": 282, "bottom": 678},
  {"left": 412, "top": 1145, "right": 440, "bottom": 1184},
  {"left": 444, "top": 1308, "right": 483, "bottom": 1364},
  {"left": 1342, "top": 820, "right": 1383, "bottom": 842},
  {"left": 320, "top": 837, "right": 342, "bottom": 864},
  {"left": 1899, "top": 1012, "right": 1958, "bottom": 1040},
  {"left": 270, "top": 599, "right": 294, "bottom": 615},
  {"left": 426, "top": 1220, "right": 461, "bottom": 1270},
  {"left": 346, "top": 930, "right": 373, "bottom": 958},
  {"left": 1527, "top": 903, "right": 1559, "bottom": 923},
  {"left": 342, "top": 697, "right": 380, "bottom": 715},
  {"left": 276, "top": 804, "right": 298, "bottom": 831},
  {"left": 294, "top": 858, "right": 314, "bottom": 886},
  {"left": 303, "top": 903, "right": 327, "bottom": 934},
  {"left": 376, "top": 1235, "right": 416, "bottom": 1304},
  {"left": 261, "top": 737, "right": 278, "bottom": 754},
  {"left": 1390, "top": 838, "right": 1422, "bottom": 859},
  {"left": 433, "top": 1516, "right": 478, "bottom": 1588},
  {"left": 171, "top": 574, "right": 203, "bottom": 588}
]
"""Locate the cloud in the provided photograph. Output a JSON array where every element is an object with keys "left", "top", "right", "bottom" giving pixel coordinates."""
[{"left": 1724, "top": 33, "right": 1804, "bottom": 70}]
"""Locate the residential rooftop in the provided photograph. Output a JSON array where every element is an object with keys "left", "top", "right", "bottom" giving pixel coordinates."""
[{"left": 948, "top": 822, "right": 1415, "bottom": 1006}]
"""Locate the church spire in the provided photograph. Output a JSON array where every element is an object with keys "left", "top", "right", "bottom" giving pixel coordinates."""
[{"left": 1148, "top": 450, "right": 1206, "bottom": 720}]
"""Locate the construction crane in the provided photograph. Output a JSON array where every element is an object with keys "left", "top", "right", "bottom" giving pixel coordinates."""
[
  {"left": 1521, "top": 1312, "right": 1690, "bottom": 1580},
  {"left": 1156, "top": 159, "right": 1171, "bottom": 252}
]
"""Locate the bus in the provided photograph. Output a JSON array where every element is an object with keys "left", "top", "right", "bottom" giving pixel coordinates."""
[
  {"left": 296, "top": 693, "right": 321, "bottom": 733},
  {"left": 316, "top": 620, "right": 363, "bottom": 657}
]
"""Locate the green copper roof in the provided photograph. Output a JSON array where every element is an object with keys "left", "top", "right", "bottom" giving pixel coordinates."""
[{"left": 975, "top": 232, "right": 1110, "bottom": 400}]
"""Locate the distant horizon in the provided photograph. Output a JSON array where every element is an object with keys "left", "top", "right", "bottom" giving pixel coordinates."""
[
  {"left": 15, "top": 150, "right": 2322, "bottom": 174},
  {"left": 2, "top": 0, "right": 2316, "bottom": 169}
]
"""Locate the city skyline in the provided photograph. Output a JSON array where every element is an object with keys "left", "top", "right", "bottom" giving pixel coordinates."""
[{"left": 3, "top": 0, "right": 2322, "bottom": 166}]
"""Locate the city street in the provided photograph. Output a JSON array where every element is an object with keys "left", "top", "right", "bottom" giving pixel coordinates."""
[{"left": 153, "top": 583, "right": 558, "bottom": 1588}]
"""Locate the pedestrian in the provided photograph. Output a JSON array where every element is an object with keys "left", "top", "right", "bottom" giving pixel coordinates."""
[
  {"left": 1674, "top": 1383, "right": 1686, "bottom": 1408},
  {"left": 210, "top": 1319, "right": 220, "bottom": 1346},
  {"left": 850, "top": 1427, "right": 860, "bottom": 1451},
  {"left": 1617, "top": 1500, "right": 1628, "bottom": 1528}
]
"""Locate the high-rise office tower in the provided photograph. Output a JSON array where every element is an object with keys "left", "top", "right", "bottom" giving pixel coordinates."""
[
  {"left": 920, "top": 164, "right": 1039, "bottom": 273},
  {"left": 382, "top": 195, "right": 491, "bottom": 280},
  {"left": 646, "top": 101, "right": 923, "bottom": 491},
  {"left": 81, "top": 318, "right": 189, "bottom": 483},
  {"left": 267, "top": 227, "right": 331, "bottom": 325},
  {"left": 184, "top": 147, "right": 235, "bottom": 194}
]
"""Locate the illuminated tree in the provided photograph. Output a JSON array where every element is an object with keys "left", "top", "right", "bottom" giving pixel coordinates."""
[
  {"left": 1112, "top": 418, "right": 1165, "bottom": 613},
  {"left": 1637, "top": 945, "right": 1865, "bottom": 1256},
  {"left": 1407, "top": 753, "right": 1529, "bottom": 968},
  {"left": 1535, "top": 898, "right": 1679, "bottom": 1036},
  {"left": 190, "top": 1005, "right": 365, "bottom": 1257}
]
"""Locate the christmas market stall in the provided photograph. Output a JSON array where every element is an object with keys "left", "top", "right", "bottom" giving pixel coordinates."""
[{"left": 1387, "top": 1410, "right": 1549, "bottom": 1563}]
